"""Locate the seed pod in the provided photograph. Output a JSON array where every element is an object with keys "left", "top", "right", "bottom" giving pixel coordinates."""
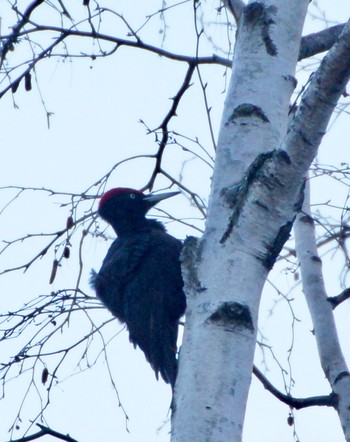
[
  {"left": 63, "top": 246, "right": 70, "bottom": 259},
  {"left": 49, "top": 259, "right": 59, "bottom": 284},
  {"left": 24, "top": 72, "right": 32, "bottom": 91},
  {"left": 287, "top": 415, "right": 294, "bottom": 426},
  {"left": 41, "top": 367, "right": 49, "bottom": 385},
  {"left": 11, "top": 79, "right": 20, "bottom": 94},
  {"left": 66, "top": 216, "right": 74, "bottom": 230}
]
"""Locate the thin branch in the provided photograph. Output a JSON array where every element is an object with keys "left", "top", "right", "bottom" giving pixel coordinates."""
[
  {"left": 193, "top": 2, "right": 217, "bottom": 152},
  {"left": 0, "top": 32, "right": 67, "bottom": 100},
  {"left": 299, "top": 24, "right": 345, "bottom": 61},
  {"left": 294, "top": 179, "right": 350, "bottom": 433},
  {"left": 6, "top": 423, "right": 79, "bottom": 442},
  {"left": 253, "top": 366, "right": 337, "bottom": 409},
  {"left": 328, "top": 288, "right": 350, "bottom": 308},
  {"left": 0, "top": 25, "right": 231, "bottom": 66},
  {"left": 224, "top": 0, "right": 245, "bottom": 23},
  {"left": 0, "top": 212, "right": 93, "bottom": 276},
  {"left": 141, "top": 62, "right": 196, "bottom": 192},
  {"left": 0, "top": 0, "right": 45, "bottom": 68}
]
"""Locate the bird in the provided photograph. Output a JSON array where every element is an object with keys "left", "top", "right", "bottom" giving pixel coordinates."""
[{"left": 90, "top": 187, "right": 186, "bottom": 388}]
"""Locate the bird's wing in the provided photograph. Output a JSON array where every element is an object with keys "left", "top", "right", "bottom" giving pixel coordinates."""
[
  {"left": 92, "top": 235, "right": 152, "bottom": 321},
  {"left": 123, "top": 231, "right": 185, "bottom": 386}
]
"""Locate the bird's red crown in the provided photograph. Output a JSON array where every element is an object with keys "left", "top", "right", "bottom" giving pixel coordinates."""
[{"left": 99, "top": 188, "right": 142, "bottom": 209}]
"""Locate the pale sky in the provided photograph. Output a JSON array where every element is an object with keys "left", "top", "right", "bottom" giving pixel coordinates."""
[{"left": 1, "top": 1, "right": 350, "bottom": 441}]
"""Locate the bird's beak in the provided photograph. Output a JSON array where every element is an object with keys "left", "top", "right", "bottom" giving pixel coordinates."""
[{"left": 144, "top": 191, "right": 180, "bottom": 206}]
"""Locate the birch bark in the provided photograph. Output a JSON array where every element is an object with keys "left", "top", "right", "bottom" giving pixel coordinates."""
[
  {"left": 172, "top": 1, "right": 309, "bottom": 440},
  {"left": 295, "top": 180, "right": 350, "bottom": 440},
  {"left": 172, "top": 1, "right": 350, "bottom": 439}
]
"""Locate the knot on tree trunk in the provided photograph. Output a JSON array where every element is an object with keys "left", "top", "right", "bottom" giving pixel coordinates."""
[{"left": 208, "top": 302, "right": 254, "bottom": 333}]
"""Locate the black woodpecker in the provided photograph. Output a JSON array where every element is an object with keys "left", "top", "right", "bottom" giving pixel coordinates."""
[{"left": 91, "top": 188, "right": 186, "bottom": 388}]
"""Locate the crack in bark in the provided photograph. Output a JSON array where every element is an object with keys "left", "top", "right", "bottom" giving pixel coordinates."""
[
  {"left": 220, "top": 149, "right": 302, "bottom": 271},
  {"left": 220, "top": 149, "right": 290, "bottom": 244},
  {"left": 261, "top": 220, "right": 294, "bottom": 270}
]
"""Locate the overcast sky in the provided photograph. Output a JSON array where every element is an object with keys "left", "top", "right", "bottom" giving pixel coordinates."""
[{"left": 1, "top": 1, "right": 350, "bottom": 441}]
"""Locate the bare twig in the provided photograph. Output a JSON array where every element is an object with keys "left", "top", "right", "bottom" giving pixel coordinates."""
[
  {"left": 141, "top": 63, "right": 196, "bottom": 192},
  {"left": 253, "top": 366, "right": 337, "bottom": 409},
  {"left": 6, "top": 423, "right": 79, "bottom": 442},
  {"left": 328, "top": 288, "right": 350, "bottom": 308},
  {"left": 224, "top": 0, "right": 245, "bottom": 23}
]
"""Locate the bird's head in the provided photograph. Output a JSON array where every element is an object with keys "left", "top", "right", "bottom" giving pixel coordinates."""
[{"left": 98, "top": 187, "right": 180, "bottom": 235}]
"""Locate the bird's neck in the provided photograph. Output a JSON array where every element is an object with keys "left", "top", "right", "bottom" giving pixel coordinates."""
[{"left": 111, "top": 218, "right": 166, "bottom": 236}]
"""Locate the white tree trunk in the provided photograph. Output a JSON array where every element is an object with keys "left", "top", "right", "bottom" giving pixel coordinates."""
[
  {"left": 295, "top": 180, "right": 350, "bottom": 440},
  {"left": 173, "top": 4, "right": 350, "bottom": 441},
  {"left": 172, "top": 1, "right": 309, "bottom": 440}
]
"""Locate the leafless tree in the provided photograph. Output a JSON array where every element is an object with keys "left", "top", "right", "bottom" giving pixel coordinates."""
[{"left": 1, "top": 1, "right": 350, "bottom": 441}]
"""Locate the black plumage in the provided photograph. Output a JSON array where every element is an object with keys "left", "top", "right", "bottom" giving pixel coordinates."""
[{"left": 91, "top": 188, "right": 186, "bottom": 387}]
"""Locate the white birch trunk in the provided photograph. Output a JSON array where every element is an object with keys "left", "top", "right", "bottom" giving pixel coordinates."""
[
  {"left": 172, "top": 1, "right": 309, "bottom": 440},
  {"left": 173, "top": 5, "right": 350, "bottom": 442},
  {"left": 294, "top": 180, "right": 350, "bottom": 440}
]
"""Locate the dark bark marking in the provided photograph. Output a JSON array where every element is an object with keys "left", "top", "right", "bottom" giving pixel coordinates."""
[
  {"left": 254, "top": 200, "right": 269, "bottom": 210},
  {"left": 220, "top": 183, "right": 241, "bottom": 209},
  {"left": 297, "top": 129, "right": 316, "bottom": 147},
  {"left": 311, "top": 255, "right": 322, "bottom": 263},
  {"left": 181, "top": 236, "right": 206, "bottom": 294},
  {"left": 208, "top": 302, "right": 254, "bottom": 332},
  {"left": 334, "top": 371, "right": 350, "bottom": 384},
  {"left": 283, "top": 74, "right": 298, "bottom": 90},
  {"left": 261, "top": 220, "right": 294, "bottom": 270},
  {"left": 299, "top": 214, "right": 314, "bottom": 224},
  {"left": 276, "top": 149, "right": 291, "bottom": 165},
  {"left": 229, "top": 103, "right": 270, "bottom": 124},
  {"left": 220, "top": 149, "right": 291, "bottom": 244},
  {"left": 220, "top": 150, "right": 277, "bottom": 244},
  {"left": 294, "top": 180, "right": 305, "bottom": 212},
  {"left": 243, "top": 2, "right": 278, "bottom": 56}
]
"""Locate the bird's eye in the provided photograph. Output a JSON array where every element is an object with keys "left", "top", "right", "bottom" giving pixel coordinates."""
[{"left": 130, "top": 193, "right": 136, "bottom": 199}]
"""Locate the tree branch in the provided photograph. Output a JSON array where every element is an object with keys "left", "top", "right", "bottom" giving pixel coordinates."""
[
  {"left": 0, "top": 0, "right": 45, "bottom": 68},
  {"left": 223, "top": 3, "right": 344, "bottom": 59},
  {"left": 253, "top": 366, "right": 337, "bottom": 409},
  {"left": 299, "top": 24, "right": 345, "bottom": 60},
  {"left": 285, "top": 18, "right": 350, "bottom": 170},
  {"left": 0, "top": 25, "right": 231, "bottom": 67},
  {"left": 224, "top": 0, "right": 245, "bottom": 23},
  {"left": 294, "top": 178, "right": 350, "bottom": 437},
  {"left": 328, "top": 288, "right": 350, "bottom": 308},
  {"left": 0, "top": 23, "right": 230, "bottom": 100},
  {"left": 141, "top": 63, "right": 196, "bottom": 190},
  {"left": 5, "top": 424, "right": 79, "bottom": 442}
]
